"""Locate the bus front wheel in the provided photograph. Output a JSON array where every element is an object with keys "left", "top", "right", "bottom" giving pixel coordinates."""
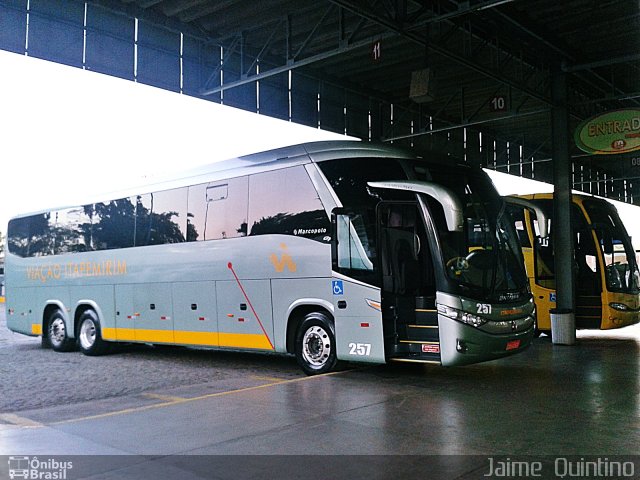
[
  {"left": 47, "top": 310, "right": 76, "bottom": 352},
  {"left": 77, "top": 310, "right": 110, "bottom": 356},
  {"left": 295, "top": 312, "right": 338, "bottom": 376}
]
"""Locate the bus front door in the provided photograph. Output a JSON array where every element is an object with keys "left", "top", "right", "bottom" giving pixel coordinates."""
[
  {"left": 377, "top": 202, "right": 441, "bottom": 364},
  {"left": 331, "top": 209, "right": 386, "bottom": 365}
]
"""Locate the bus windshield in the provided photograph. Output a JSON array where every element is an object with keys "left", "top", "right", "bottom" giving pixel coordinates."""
[
  {"left": 319, "top": 156, "right": 528, "bottom": 302},
  {"left": 583, "top": 199, "right": 640, "bottom": 293},
  {"left": 426, "top": 168, "right": 528, "bottom": 302}
]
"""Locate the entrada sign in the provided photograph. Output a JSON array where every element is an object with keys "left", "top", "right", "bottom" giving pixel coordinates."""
[{"left": 574, "top": 109, "right": 640, "bottom": 155}]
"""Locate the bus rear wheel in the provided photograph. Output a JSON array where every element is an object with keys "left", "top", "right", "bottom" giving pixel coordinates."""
[
  {"left": 47, "top": 310, "right": 76, "bottom": 352},
  {"left": 77, "top": 310, "right": 110, "bottom": 356},
  {"left": 295, "top": 312, "right": 338, "bottom": 375}
]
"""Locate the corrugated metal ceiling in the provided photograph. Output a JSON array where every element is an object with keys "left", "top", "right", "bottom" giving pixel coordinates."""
[{"left": 116, "top": 0, "right": 640, "bottom": 192}]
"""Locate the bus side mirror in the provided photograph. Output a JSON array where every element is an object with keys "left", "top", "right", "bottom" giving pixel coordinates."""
[
  {"left": 367, "top": 181, "right": 463, "bottom": 232},
  {"left": 504, "top": 196, "right": 549, "bottom": 239}
]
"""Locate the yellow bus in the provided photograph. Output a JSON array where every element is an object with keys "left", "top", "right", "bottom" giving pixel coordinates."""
[{"left": 507, "top": 193, "right": 640, "bottom": 334}]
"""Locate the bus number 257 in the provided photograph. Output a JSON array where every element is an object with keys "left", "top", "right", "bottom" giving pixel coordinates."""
[
  {"left": 476, "top": 303, "right": 492, "bottom": 314},
  {"left": 348, "top": 343, "right": 372, "bottom": 356}
]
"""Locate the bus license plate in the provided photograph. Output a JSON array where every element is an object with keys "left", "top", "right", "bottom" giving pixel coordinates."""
[{"left": 505, "top": 340, "right": 521, "bottom": 351}]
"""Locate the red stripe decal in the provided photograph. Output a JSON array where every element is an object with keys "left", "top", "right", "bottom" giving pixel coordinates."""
[{"left": 227, "top": 262, "right": 274, "bottom": 350}]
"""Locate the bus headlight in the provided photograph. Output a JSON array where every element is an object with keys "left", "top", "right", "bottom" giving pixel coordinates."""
[
  {"left": 609, "top": 302, "right": 631, "bottom": 311},
  {"left": 437, "top": 305, "right": 488, "bottom": 328}
]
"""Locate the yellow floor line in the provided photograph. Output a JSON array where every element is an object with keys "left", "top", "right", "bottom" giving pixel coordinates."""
[
  {"left": 140, "top": 393, "right": 188, "bottom": 402},
  {"left": 0, "top": 413, "right": 43, "bottom": 427},
  {"left": 49, "top": 369, "right": 349, "bottom": 426},
  {"left": 250, "top": 375, "right": 287, "bottom": 383}
]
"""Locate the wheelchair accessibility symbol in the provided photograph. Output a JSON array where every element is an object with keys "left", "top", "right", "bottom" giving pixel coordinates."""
[{"left": 332, "top": 280, "right": 344, "bottom": 295}]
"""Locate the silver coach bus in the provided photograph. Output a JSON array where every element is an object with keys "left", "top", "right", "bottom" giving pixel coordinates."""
[{"left": 5, "top": 141, "right": 535, "bottom": 374}]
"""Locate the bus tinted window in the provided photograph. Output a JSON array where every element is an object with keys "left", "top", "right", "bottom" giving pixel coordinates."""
[
  {"left": 583, "top": 199, "right": 640, "bottom": 292},
  {"left": 52, "top": 207, "right": 92, "bottom": 253},
  {"left": 133, "top": 188, "right": 187, "bottom": 246},
  {"left": 248, "top": 166, "right": 329, "bottom": 242},
  {"left": 319, "top": 157, "right": 408, "bottom": 209},
  {"left": 7, "top": 213, "right": 54, "bottom": 257},
  {"left": 8, "top": 216, "right": 33, "bottom": 257},
  {"left": 187, "top": 176, "right": 248, "bottom": 241},
  {"left": 91, "top": 198, "right": 136, "bottom": 250}
]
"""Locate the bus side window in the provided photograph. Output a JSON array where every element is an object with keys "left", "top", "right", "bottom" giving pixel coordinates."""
[
  {"left": 133, "top": 188, "right": 188, "bottom": 246},
  {"left": 187, "top": 177, "right": 248, "bottom": 241},
  {"left": 54, "top": 207, "right": 92, "bottom": 253},
  {"left": 533, "top": 207, "right": 555, "bottom": 289},
  {"left": 332, "top": 209, "right": 377, "bottom": 286},
  {"left": 7, "top": 216, "right": 33, "bottom": 257},
  {"left": 248, "top": 166, "right": 329, "bottom": 242}
]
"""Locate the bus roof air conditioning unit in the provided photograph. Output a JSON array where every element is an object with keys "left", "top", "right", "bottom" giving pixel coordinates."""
[{"left": 410, "top": 68, "right": 435, "bottom": 103}]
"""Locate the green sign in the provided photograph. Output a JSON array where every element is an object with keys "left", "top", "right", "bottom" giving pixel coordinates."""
[{"left": 575, "top": 109, "right": 640, "bottom": 155}]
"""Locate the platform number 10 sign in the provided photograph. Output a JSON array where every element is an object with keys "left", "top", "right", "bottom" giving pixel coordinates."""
[{"left": 490, "top": 95, "right": 507, "bottom": 112}]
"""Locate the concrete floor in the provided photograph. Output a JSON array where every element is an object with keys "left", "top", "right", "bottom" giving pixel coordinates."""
[{"left": 1, "top": 326, "right": 639, "bottom": 479}]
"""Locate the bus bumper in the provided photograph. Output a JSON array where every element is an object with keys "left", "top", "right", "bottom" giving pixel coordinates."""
[
  {"left": 438, "top": 315, "right": 535, "bottom": 367},
  {"left": 601, "top": 309, "right": 640, "bottom": 329}
]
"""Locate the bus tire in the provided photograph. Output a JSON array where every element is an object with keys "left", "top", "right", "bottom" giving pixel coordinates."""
[
  {"left": 77, "top": 310, "right": 110, "bottom": 356},
  {"left": 41, "top": 331, "right": 51, "bottom": 349},
  {"left": 294, "top": 312, "right": 338, "bottom": 376},
  {"left": 47, "top": 309, "right": 76, "bottom": 352}
]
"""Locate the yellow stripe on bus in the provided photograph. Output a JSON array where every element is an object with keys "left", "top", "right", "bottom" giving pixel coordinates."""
[
  {"left": 218, "top": 332, "right": 273, "bottom": 350},
  {"left": 102, "top": 328, "right": 272, "bottom": 350},
  {"left": 174, "top": 331, "right": 219, "bottom": 346},
  {"left": 101, "top": 328, "right": 118, "bottom": 340},
  {"left": 31, "top": 324, "right": 42, "bottom": 335}
]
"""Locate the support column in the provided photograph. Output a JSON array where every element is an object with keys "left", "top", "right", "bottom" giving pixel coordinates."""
[{"left": 551, "top": 66, "right": 576, "bottom": 344}]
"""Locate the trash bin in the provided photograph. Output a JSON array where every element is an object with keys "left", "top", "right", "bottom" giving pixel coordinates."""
[{"left": 550, "top": 307, "right": 576, "bottom": 345}]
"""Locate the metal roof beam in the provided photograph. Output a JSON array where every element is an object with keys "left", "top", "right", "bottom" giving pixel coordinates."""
[
  {"left": 383, "top": 107, "right": 549, "bottom": 142},
  {"left": 328, "top": 0, "right": 552, "bottom": 106},
  {"left": 492, "top": 7, "right": 640, "bottom": 106},
  {"left": 563, "top": 53, "right": 640, "bottom": 73},
  {"left": 200, "top": 32, "right": 395, "bottom": 96},
  {"left": 293, "top": 5, "right": 336, "bottom": 60},
  {"left": 87, "top": 0, "right": 216, "bottom": 44}
]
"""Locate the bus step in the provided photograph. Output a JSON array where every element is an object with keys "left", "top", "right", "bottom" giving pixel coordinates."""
[
  {"left": 575, "top": 315, "right": 602, "bottom": 329},
  {"left": 576, "top": 296, "right": 602, "bottom": 307},
  {"left": 575, "top": 307, "right": 602, "bottom": 318},
  {"left": 405, "top": 324, "right": 439, "bottom": 342},
  {"left": 391, "top": 340, "right": 442, "bottom": 361},
  {"left": 414, "top": 309, "right": 438, "bottom": 326},
  {"left": 575, "top": 305, "right": 601, "bottom": 314}
]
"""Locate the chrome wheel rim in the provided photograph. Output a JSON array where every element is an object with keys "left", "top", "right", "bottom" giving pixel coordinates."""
[
  {"left": 79, "top": 319, "right": 96, "bottom": 350},
  {"left": 49, "top": 317, "right": 67, "bottom": 347},
  {"left": 302, "top": 325, "right": 331, "bottom": 368}
]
